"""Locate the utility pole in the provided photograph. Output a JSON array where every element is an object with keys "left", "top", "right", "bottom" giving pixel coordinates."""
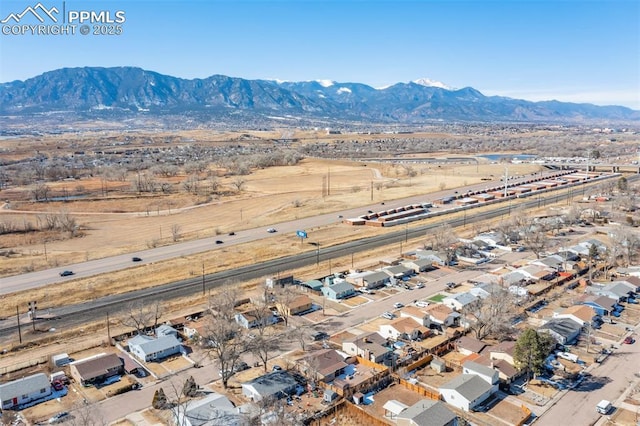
[
  {"left": 202, "top": 263, "right": 206, "bottom": 296},
  {"left": 370, "top": 181, "right": 373, "bottom": 201},
  {"left": 504, "top": 167, "right": 509, "bottom": 198},
  {"left": 16, "top": 306, "right": 22, "bottom": 344},
  {"left": 107, "top": 311, "right": 111, "bottom": 343}
]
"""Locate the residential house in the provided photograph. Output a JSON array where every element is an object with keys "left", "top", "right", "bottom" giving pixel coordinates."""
[
  {"left": 486, "top": 341, "right": 516, "bottom": 366},
  {"left": 615, "top": 266, "right": 640, "bottom": 278},
  {"left": 414, "top": 249, "right": 449, "bottom": 266},
  {"left": 342, "top": 332, "right": 391, "bottom": 364},
  {"left": 553, "top": 305, "right": 598, "bottom": 327},
  {"left": 424, "top": 304, "right": 461, "bottom": 332},
  {"left": 299, "top": 349, "right": 348, "bottom": 383},
  {"left": 439, "top": 374, "right": 497, "bottom": 411},
  {"left": 468, "top": 353, "right": 519, "bottom": 384},
  {"left": 615, "top": 276, "right": 640, "bottom": 293},
  {"left": 518, "top": 265, "right": 557, "bottom": 282},
  {"left": 397, "top": 399, "right": 458, "bottom": 426},
  {"left": 379, "top": 317, "right": 429, "bottom": 341},
  {"left": 400, "top": 306, "right": 429, "bottom": 326},
  {"left": 532, "top": 255, "right": 566, "bottom": 271},
  {"left": 475, "top": 232, "right": 505, "bottom": 247},
  {"left": 0, "top": 373, "right": 52, "bottom": 410},
  {"left": 462, "top": 361, "right": 499, "bottom": 385},
  {"left": 383, "top": 400, "right": 409, "bottom": 421},
  {"left": 538, "top": 318, "right": 581, "bottom": 345},
  {"left": 402, "top": 258, "right": 437, "bottom": 273},
  {"left": 321, "top": 281, "right": 356, "bottom": 300},
  {"left": 303, "top": 279, "right": 324, "bottom": 293},
  {"left": 234, "top": 309, "right": 278, "bottom": 329},
  {"left": 382, "top": 265, "right": 414, "bottom": 280},
  {"left": 578, "top": 295, "right": 618, "bottom": 316},
  {"left": 499, "top": 271, "right": 528, "bottom": 287},
  {"left": 586, "top": 283, "right": 631, "bottom": 302},
  {"left": 285, "top": 294, "right": 313, "bottom": 316},
  {"left": 241, "top": 371, "right": 298, "bottom": 402},
  {"left": 172, "top": 392, "right": 245, "bottom": 426},
  {"left": 156, "top": 324, "right": 179, "bottom": 338},
  {"left": 456, "top": 336, "right": 487, "bottom": 356},
  {"left": 129, "top": 334, "right": 183, "bottom": 362},
  {"left": 360, "top": 271, "right": 392, "bottom": 289},
  {"left": 183, "top": 321, "right": 208, "bottom": 340},
  {"left": 442, "top": 292, "right": 478, "bottom": 311},
  {"left": 69, "top": 353, "right": 124, "bottom": 386}
]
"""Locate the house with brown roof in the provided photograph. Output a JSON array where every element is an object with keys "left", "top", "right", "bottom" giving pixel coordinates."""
[
  {"left": 342, "top": 331, "right": 392, "bottom": 364},
  {"left": 486, "top": 340, "right": 516, "bottom": 366},
  {"left": 299, "top": 349, "right": 348, "bottom": 383},
  {"left": 456, "top": 336, "right": 487, "bottom": 356},
  {"left": 424, "top": 304, "right": 461, "bottom": 332},
  {"left": 285, "top": 294, "right": 313, "bottom": 316},
  {"left": 69, "top": 353, "right": 124, "bottom": 386},
  {"left": 553, "top": 305, "right": 598, "bottom": 327},
  {"left": 400, "top": 306, "right": 429, "bottom": 326},
  {"left": 379, "top": 317, "right": 429, "bottom": 341}
]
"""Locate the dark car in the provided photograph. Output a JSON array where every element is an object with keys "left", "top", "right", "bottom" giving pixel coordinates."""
[
  {"left": 624, "top": 336, "right": 635, "bottom": 344},
  {"left": 215, "top": 240, "right": 224, "bottom": 244},
  {"left": 48, "top": 412, "right": 70, "bottom": 424},
  {"left": 52, "top": 380, "right": 64, "bottom": 391},
  {"left": 228, "top": 231, "right": 235, "bottom": 236},
  {"left": 59, "top": 270, "right": 74, "bottom": 277},
  {"left": 132, "top": 257, "right": 142, "bottom": 262}
]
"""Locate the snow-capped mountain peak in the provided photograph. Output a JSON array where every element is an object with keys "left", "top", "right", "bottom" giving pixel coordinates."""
[
  {"left": 316, "top": 79, "right": 334, "bottom": 88},
  {"left": 412, "top": 77, "right": 453, "bottom": 90}
]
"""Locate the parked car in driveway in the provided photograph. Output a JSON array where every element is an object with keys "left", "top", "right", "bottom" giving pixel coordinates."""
[
  {"left": 48, "top": 412, "right": 71, "bottom": 424},
  {"left": 393, "top": 302, "right": 404, "bottom": 309},
  {"left": 624, "top": 336, "right": 635, "bottom": 344}
]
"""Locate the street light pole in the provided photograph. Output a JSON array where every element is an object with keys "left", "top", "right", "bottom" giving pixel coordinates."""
[{"left": 202, "top": 263, "right": 205, "bottom": 296}]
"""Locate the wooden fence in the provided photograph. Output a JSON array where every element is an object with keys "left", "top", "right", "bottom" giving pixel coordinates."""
[{"left": 397, "top": 378, "right": 440, "bottom": 400}]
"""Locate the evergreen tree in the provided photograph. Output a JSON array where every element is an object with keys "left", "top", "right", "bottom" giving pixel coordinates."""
[{"left": 513, "top": 328, "right": 555, "bottom": 380}]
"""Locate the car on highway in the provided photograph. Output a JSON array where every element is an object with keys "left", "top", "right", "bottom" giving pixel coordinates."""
[
  {"left": 228, "top": 231, "right": 235, "bottom": 236},
  {"left": 267, "top": 228, "right": 277, "bottom": 233},
  {"left": 215, "top": 240, "right": 224, "bottom": 244},
  {"left": 59, "top": 270, "right": 74, "bottom": 277},
  {"left": 132, "top": 257, "right": 142, "bottom": 262}
]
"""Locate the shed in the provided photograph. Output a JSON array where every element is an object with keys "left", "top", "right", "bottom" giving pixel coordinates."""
[
  {"left": 431, "top": 357, "right": 446, "bottom": 373},
  {"left": 384, "top": 399, "right": 408, "bottom": 419},
  {"left": 323, "top": 389, "right": 338, "bottom": 403},
  {"left": 51, "top": 353, "right": 71, "bottom": 367},
  {"left": 353, "top": 391, "right": 365, "bottom": 405}
]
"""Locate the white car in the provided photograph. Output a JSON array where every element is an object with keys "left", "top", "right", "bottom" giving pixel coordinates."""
[
  {"left": 415, "top": 283, "right": 425, "bottom": 289},
  {"left": 393, "top": 302, "right": 404, "bottom": 309},
  {"left": 267, "top": 228, "right": 277, "bottom": 233},
  {"left": 415, "top": 301, "right": 429, "bottom": 308},
  {"left": 381, "top": 312, "right": 395, "bottom": 320}
]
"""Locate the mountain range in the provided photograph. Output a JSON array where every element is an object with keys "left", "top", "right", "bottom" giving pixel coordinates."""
[{"left": 1, "top": 66, "right": 638, "bottom": 125}]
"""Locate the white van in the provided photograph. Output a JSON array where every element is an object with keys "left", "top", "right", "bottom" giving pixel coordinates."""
[{"left": 596, "top": 399, "right": 612, "bottom": 414}]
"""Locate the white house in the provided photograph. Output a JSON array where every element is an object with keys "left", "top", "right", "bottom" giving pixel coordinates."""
[
  {"left": 462, "top": 361, "right": 499, "bottom": 385},
  {"left": 442, "top": 292, "right": 478, "bottom": 311},
  {"left": 234, "top": 310, "right": 278, "bottom": 329},
  {"left": 0, "top": 373, "right": 52, "bottom": 410},
  {"left": 129, "top": 334, "right": 182, "bottom": 362},
  {"left": 379, "top": 317, "right": 429, "bottom": 341},
  {"left": 439, "top": 374, "right": 496, "bottom": 411}
]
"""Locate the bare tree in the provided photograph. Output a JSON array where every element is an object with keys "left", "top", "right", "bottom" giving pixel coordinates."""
[
  {"left": 246, "top": 298, "right": 281, "bottom": 372},
  {"left": 171, "top": 224, "right": 182, "bottom": 242},
  {"left": 232, "top": 177, "right": 246, "bottom": 192},
  {"left": 204, "top": 285, "right": 250, "bottom": 389},
  {"left": 30, "top": 182, "right": 50, "bottom": 201},
  {"left": 66, "top": 400, "right": 108, "bottom": 426},
  {"left": 462, "top": 285, "right": 517, "bottom": 340},
  {"left": 431, "top": 224, "right": 458, "bottom": 265},
  {"left": 272, "top": 285, "right": 302, "bottom": 328},
  {"left": 120, "top": 300, "right": 156, "bottom": 335},
  {"left": 520, "top": 220, "right": 549, "bottom": 259}
]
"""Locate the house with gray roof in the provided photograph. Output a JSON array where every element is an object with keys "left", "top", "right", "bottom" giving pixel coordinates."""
[
  {"left": 0, "top": 373, "right": 52, "bottom": 410},
  {"left": 439, "top": 374, "right": 497, "bottom": 411},
  {"left": 382, "top": 265, "right": 414, "bottom": 279},
  {"left": 462, "top": 361, "right": 499, "bottom": 385},
  {"left": 156, "top": 324, "right": 179, "bottom": 338},
  {"left": 172, "top": 392, "right": 245, "bottom": 426},
  {"left": 241, "top": 371, "right": 298, "bottom": 402},
  {"left": 443, "top": 292, "right": 478, "bottom": 311},
  {"left": 342, "top": 331, "right": 392, "bottom": 364},
  {"left": 360, "top": 271, "right": 392, "bottom": 289},
  {"left": 321, "top": 281, "right": 356, "bottom": 300},
  {"left": 587, "top": 283, "right": 632, "bottom": 302},
  {"left": 69, "top": 353, "right": 124, "bottom": 386},
  {"left": 538, "top": 318, "right": 581, "bottom": 345},
  {"left": 402, "top": 258, "right": 437, "bottom": 273},
  {"left": 129, "top": 334, "right": 183, "bottom": 362},
  {"left": 397, "top": 399, "right": 458, "bottom": 426},
  {"left": 578, "top": 294, "right": 618, "bottom": 316}
]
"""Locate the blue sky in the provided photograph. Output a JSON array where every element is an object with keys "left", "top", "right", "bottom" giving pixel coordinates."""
[{"left": 1, "top": 0, "right": 639, "bottom": 109}]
